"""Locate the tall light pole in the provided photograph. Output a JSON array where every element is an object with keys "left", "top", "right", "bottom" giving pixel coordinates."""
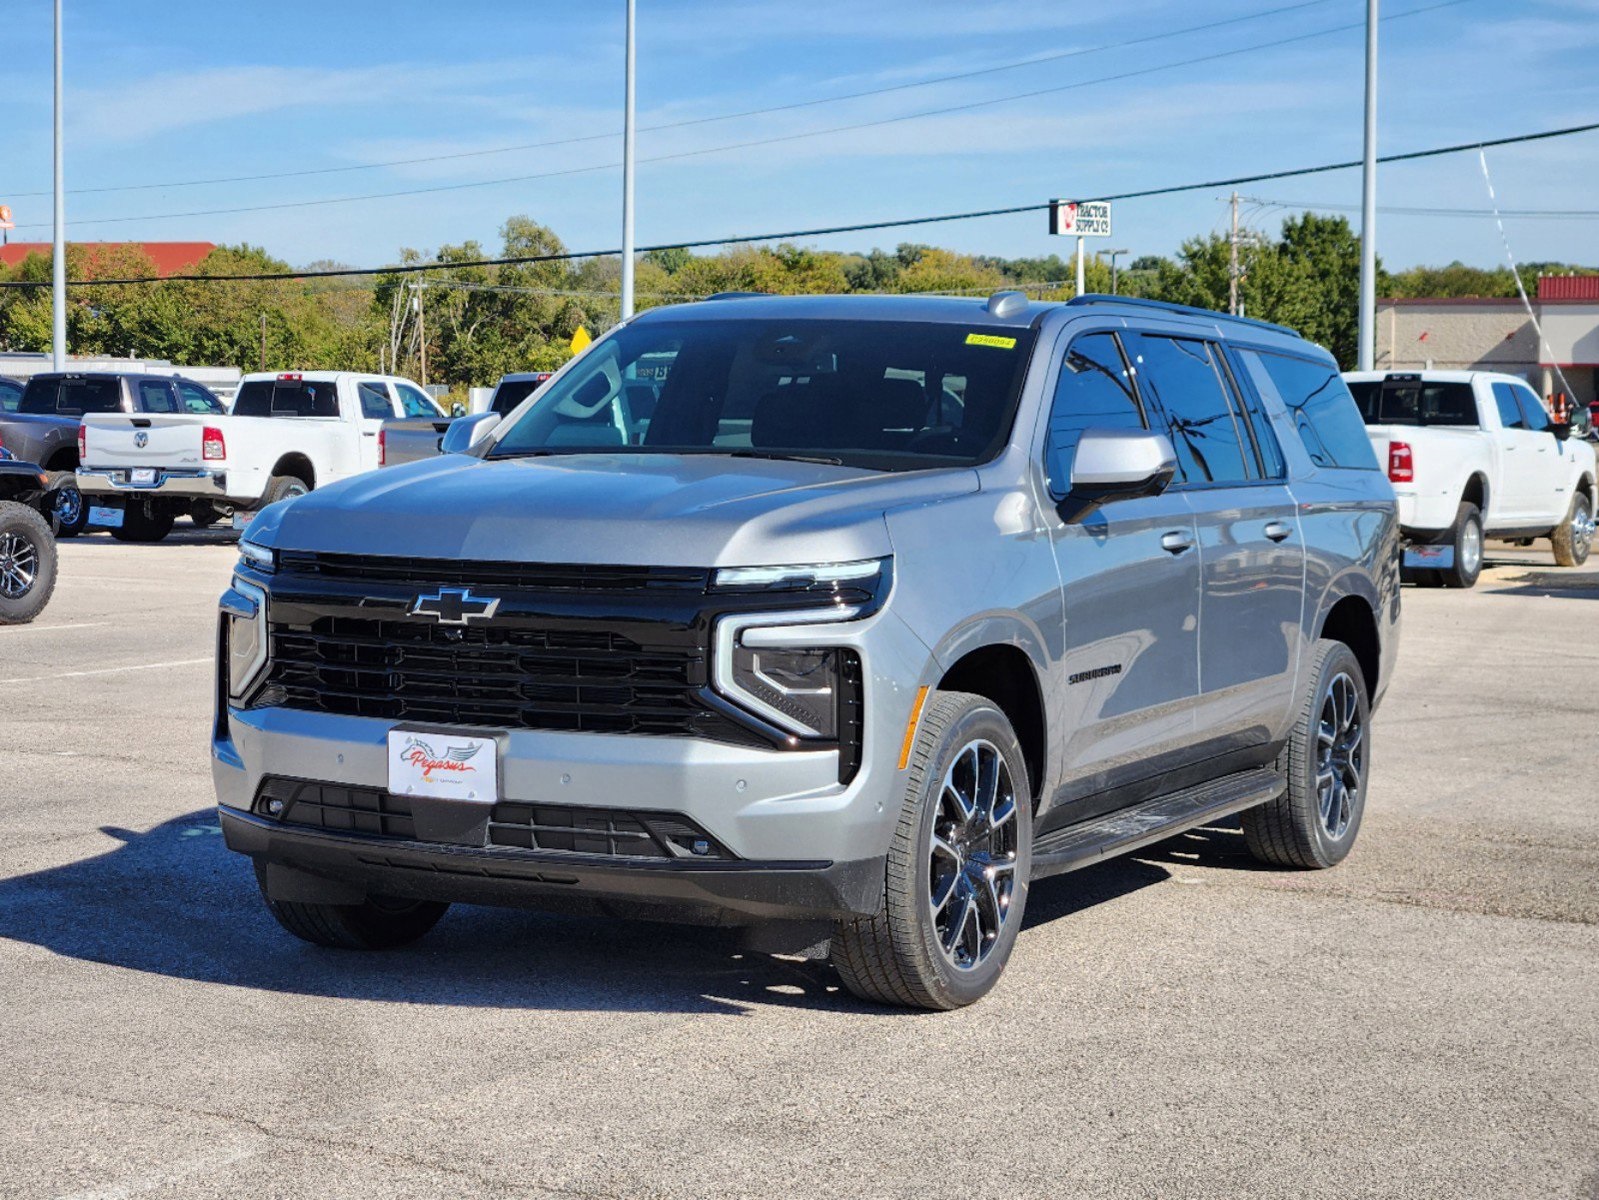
[
  {"left": 51, "top": 0, "right": 66, "bottom": 370},
  {"left": 1357, "top": 0, "right": 1378, "bottom": 370},
  {"left": 1103, "top": 248, "right": 1129, "bottom": 295},
  {"left": 619, "top": 0, "right": 637, "bottom": 319}
]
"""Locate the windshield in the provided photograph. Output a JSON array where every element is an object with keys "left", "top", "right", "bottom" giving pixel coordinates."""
[
  {"left": 1349, "top": 378, "right": 1477, "bottom": 427},
  {"left": 20, "top": 376, "right": 122, "bottom": 416},
  {"left": 488, "top": 318, "right": 1039, "bottom": 470}
]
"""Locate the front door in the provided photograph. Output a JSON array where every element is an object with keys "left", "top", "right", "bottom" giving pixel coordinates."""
[{"left": 1041, "top": 329, "right": 1202, "bottom": 822}]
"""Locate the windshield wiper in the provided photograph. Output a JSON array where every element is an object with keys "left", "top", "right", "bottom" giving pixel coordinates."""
[{"left": 721, "top": 450, "right": 847, "bottom": 466}]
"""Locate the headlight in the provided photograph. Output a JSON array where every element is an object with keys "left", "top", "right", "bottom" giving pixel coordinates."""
[
  {"left": 238, "top": 538, "right": 276, "bottom": 575},
  {"left": 221, "top": 577, "right": 268, "bottom": 700},
  {"left": 712, "top": 558, "right": 885, "bottom": 594}
]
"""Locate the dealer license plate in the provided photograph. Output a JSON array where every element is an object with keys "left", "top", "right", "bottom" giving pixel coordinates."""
[
  {"left": 130, "top": 468, "right": 156, "bottom": 486},
  {"left": 1403, "top": 544, "right": 1455, "bottom": 570},
  {"left": 387, "top": 729, "right": 498, "bottom": 803},
  {"left": 88, "top": 505, "right": 124, "bottom": 529}
]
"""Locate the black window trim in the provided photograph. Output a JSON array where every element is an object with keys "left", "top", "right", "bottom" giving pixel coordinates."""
[{"left": 1040, "top": 327, "right": 1148, "bottom": 499}]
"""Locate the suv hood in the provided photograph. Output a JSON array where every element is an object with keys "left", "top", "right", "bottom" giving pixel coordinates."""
[{"left": 264, "top": 453, "right": 979, "bottom": 566}]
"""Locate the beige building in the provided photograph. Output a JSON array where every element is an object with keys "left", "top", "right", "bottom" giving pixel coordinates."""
[{"left": 1376, "top": 277, "right": 1599, "bottom": 408}]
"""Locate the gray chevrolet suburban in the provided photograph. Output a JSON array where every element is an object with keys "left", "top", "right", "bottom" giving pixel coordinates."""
[{"left": 216, "top": 292, "right": 1399, "bottom": 1009}]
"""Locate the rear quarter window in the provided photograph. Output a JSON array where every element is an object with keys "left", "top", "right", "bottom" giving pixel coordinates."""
[{"left": 1242, "top": 352, "right": 1380, "bottom": 471}]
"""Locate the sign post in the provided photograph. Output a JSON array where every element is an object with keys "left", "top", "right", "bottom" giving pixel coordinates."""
[{"left": 1049, "top": 200, "right": 1112, "bottom": 297}]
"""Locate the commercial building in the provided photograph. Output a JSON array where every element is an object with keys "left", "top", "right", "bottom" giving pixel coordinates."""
[
  {"left": 0, "top": 241, "right": 216, "bottom": 277},
  {"left": 1376, "top": 275, "right": 1599, "bottom": 407}
]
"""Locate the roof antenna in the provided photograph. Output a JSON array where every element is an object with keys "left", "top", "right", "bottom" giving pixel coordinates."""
[{"left": 985, "top": 290, "right": 1028, "bottom": 318}]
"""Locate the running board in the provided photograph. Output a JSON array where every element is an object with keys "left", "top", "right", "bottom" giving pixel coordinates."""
[{"left": 1030, "top": 767, "right": 1284, "bottom": 880}]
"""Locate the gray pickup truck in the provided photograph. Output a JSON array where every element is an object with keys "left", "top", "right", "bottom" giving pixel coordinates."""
[
  {"left": 378, "top": 372, "right": 552, "bottom": 468},
  {"left": 216, "top": 292, "right": 1400, "bottom": 1009}
]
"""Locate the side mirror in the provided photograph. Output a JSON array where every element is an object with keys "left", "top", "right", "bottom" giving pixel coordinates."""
[
  {"left": 449, "top": 402, "right": 466, "bottom": 418},
  {"left": 440, "top": 412, "right": 500, "bottom": 455},
  {"left": 1053, "top": 428, "right": 1178, "bottom": 523},
  {"left": 1551, "top": 421, "right": 1572, "bottom": 443}
]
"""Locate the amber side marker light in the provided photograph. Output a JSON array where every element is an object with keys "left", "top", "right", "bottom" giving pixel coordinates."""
[{"left": 898, "top": 686, "right": 930, "bottom": 770}]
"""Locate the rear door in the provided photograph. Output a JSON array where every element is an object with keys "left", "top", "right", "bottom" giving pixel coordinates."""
[
  {"left": 1131, "top": 333, "right": 1306, "bottom": 764},
  {"left": 1041, "top": 327, "right": 1203, "bottom": 819},
  {"left": 354, "top": 379, "right": 396, "bottom": 472}
]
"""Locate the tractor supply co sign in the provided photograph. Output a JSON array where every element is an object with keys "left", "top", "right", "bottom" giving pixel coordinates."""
[{"left": 1050, "top": 200, "right": 1111, "bottom": 237}]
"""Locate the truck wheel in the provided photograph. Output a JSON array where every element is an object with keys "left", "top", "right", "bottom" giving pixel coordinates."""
[
  {"left": 259, "top": 884, "right": 449, "bottom": 950},
  {"left": 0, "top": 501, "right": 58, "bottom": 625},
  {"left": 48, "top": 473, "right": 88, "bottom": 538},
  {"left": 263, "top": 475, "right": 311, "bottom": 506},
  {"left": 111, "top": 504, "right": 175, "bottom": 543},
  {"left": 1551, "top": 491, "right": 1593, "bottom": 567},
  {"left": 831, "top": 691, "right": 1032, "bottom": 1010},
  {"left": 1441, "top": 501, "right": 1483, "bottom": 589},
  {"left": 1241, "top": 639, "right": 1369, "bottom": 870},
  {"left": 189, "top": 500, "right": 220, "bottom": 528}
]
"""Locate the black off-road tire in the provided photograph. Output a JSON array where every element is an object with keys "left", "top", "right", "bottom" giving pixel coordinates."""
[
  {"left": 831, "top": 691, "right": 1032, "bottom": 1011},
  {"left": 262, "top": 474, "right": 311, "bottom": 507},
  {"left": 1550, "top": 490, "right": 1593, "bottom": 567},
  {"left": 1440, "top": 501, "right": 1483, "bottom": 589},
  {"left": 0, "top": 501, "right": 58, "bottom": 625},
  {"left": 110, "top": 503, "right": 175, "bottom": 543},
  {"left": 1242, "top": 639, "right": 1370, "bottom": 870},
  {"left": 258, "top": 876, "right": 448, "bottom": 950},
  {"left": 48, "top": 472, "right": 88, "bottom": 538}
]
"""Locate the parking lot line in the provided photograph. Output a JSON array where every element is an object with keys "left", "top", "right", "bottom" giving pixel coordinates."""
[
  {"left": 0, "top": 657, "right": 211, "bottom": 685},
  {"left": 0, "top": 622, "right": 111, "bottom": 635}
]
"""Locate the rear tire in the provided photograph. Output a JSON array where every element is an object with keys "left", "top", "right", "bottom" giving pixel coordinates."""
[
  {"left": 48, "top": 473, "right": 88, "bottom": 538},
  {"left": 257, "top": 873, "right": 448, "bottom": 950},
  {"left": 1551, "top": 490, "right": 1593, "bottom": 567},
  {"left": 1441, "top": 502, "right": 1483, "bottom": 589},
  {"left": 262, "top": 474, "right": 311, "bottom": 507},
  {"left": 0, "top": 501, "right": 57, "bottom": 625},
  {"left": 111, "top": 502, "right": 174, "bottom": 543},
  {"left": 1242, "top": 639, "right": 1370, "bottom": 870},
  {"left": 831, "top": 691, "right": 1031, "bottom": 1010}
]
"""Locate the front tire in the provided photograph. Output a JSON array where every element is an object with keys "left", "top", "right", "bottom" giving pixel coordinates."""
[
  {"left": 1551, "top": 490, "right": 1593, "bottom": 567},
  {"left": 0, "top": 501, "right": 58, "bottom": 625},
  {"left": 1242, "top": 639, "right": 1370, "bottom": 870},
  {"left": 831, "top": 691, "right": 1032, "bottom": 1010},
  {"left": 257, "top": 872, "right": 448, "bottom": 950}
]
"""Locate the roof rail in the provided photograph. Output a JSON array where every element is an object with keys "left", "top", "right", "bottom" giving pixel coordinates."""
[
  {"left": 1066, "top": 293, "right": 1302, "bottom": 338},
  {"left": 703, "top": 291, "right": 770, "bottom": 301}
]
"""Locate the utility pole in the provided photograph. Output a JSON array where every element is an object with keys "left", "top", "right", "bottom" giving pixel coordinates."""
[
  {"left": 1104, "top": 248, "right": 1128, "bottom": 295},
  {"left": 1228, "top": 192, "right": 1240, "bottom": 316},
  {"left": 51, "top": 0, "right": 66, "bottom": 370},
  {"left": 1357, "top": 0, "right": 1379, "bottom": 370},
  {"left": 619, "top": 0, "right": 637, "bottom": 319},
  {"left": 414, "top": 282, "right": 427, "bottom": 386},
  {"left": 259, "top": 313, "right": 266, "bottom": 370}
]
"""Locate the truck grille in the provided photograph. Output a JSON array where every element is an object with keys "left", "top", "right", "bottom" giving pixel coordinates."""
[
  {"left": 265, "top": 615, "right": 752, "bottom": 741},
  {"left": 274, "top": 551, "right": 710, "bottom": 593}
]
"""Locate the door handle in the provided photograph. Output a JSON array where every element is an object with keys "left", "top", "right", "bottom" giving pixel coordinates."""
[
  {"left": 1264, "top": 521, "right": 1292, "bottom": 542},
  {"left": 362, "top": 431, "right": 377, "bottom": 437},
  {"left": 1161, "top": 530, "right": 1194, "bottom": 554}
]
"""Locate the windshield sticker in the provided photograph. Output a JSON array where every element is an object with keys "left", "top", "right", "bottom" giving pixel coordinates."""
[{"left": 965, "top": 333, "right": 1017, "bottom": 350}]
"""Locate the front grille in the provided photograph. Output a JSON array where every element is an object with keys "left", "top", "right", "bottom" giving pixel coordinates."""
[
  {"left": 254, "top": 778, "right": 732, "bottom": 860},
  {"left": 275, "top": 551, "right": 710, "bottom": 593},
  {"left": 264, "top": 615, "right": 758, "bottom": 740}
]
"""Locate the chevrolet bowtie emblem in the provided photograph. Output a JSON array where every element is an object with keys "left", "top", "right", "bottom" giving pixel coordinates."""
[{"left": 409, "top": 587, "right": 500, "bottom": 625}]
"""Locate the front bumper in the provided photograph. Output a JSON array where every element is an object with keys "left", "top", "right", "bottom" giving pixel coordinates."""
[
  {"left": 78, "top": 466, "right": 229, "bottom": 500},
  {"left": 221, "top": 807, "right": 882, "bottom": 921}
]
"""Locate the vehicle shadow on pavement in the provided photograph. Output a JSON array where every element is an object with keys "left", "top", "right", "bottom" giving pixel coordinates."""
[
  {"left": 65, "top": 528, "right": 239, "bottom": 548},
  {"left": 0, "top": 809, "right": 1235, "bottom": 1015}
]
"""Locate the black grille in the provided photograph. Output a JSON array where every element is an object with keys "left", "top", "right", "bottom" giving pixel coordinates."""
[
  {"left": 265, "top": 615, "right": 754, "bottom": 740},
  {"left": 275, "top": 551, "right": 710, "bottom": 593},
  {"left": 837, "top": 650, "right": 864, "bottom": 784},
  {"left": 255, "top": 778, "right": 416, "bottom": 839}
]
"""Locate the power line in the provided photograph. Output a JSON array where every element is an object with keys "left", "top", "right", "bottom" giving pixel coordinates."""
[
  {"left": 8, "top": 0, "right": 1345, "bottom": 201},
  {"left": 4, "top": 119, "right": 1596, "bottom": 291},
  {"left": 10, "top": 0, "right": 1476, "bottom": 234},
  {"left": 1247, "top": 195, "right": 1599, "bottom": 218}
]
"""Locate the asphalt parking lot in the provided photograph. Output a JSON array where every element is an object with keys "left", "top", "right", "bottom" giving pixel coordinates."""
[{"left": 1, "top": 532, "right": 1596, "bottom": 1199}]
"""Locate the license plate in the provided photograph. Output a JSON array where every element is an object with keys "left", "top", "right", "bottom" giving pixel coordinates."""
[
  {"left": 1404, "top": 544, "right": 1455, "bottom": 569},
  {"left": 232, "top": 511, "right": 252, "bottom": 531},
  {"left": 387, "top": 729, "right": 498, "bottom": 802},
  {"left": 88, "top": 505, "right": 124, "bottom": 529},
  {"left": 130, "top": 467, "right": 156, "bottom": 486}
]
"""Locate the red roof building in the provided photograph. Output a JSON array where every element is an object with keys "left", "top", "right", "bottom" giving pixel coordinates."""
[
  {"left": 1538, "top": 274, "right": 1599, "bottom": 302},
  {"left": 0, "top": 241, "right": 215, "bottom": 276}
]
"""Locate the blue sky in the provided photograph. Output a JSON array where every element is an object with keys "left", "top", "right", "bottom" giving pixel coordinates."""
[{"left": 1, "top": 0, "right": 1596, "bottom": 273}]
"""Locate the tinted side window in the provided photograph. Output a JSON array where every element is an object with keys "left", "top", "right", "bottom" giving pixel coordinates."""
[
  {"left": 358, "top": 381, "right": 393, "bottom": 420},
  {"left": 1046, "top": 332, "right": 1144, "bottom": 489},
  {"left": 1492, "top": 383, "right": 1525, "bottom": 430},
  {"left": 1218, "top": 349, "right": 1285, "bottom": 479},
  {"left": 54, "top": 378, "right": 123, "bottom": 415},
  {"left": 0, "top": 380, "right": 21, "bottom": 412},
  {"left": 1132, "top": 335, "right": 1250, "bottom": 485},
  {"left": 137, "top": 379, "right": 178, "bottom": 413},
  {"left": 176, "top": 381, "right": 223, "bottom": 414},
  {"left": 1513, "top": 385, "right": 1550, "bottom": 432},
  {"left": 1246, "top": 351, "right": 1380, "bottom": 471},
  {"left": 17, "top": 379, "right": 58, "bottom": 414}
]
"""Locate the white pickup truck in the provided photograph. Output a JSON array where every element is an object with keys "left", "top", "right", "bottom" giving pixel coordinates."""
[
  {"left": 77, "top": 371, "right": 444, "bottom": 541},
  {"left": 1345, "top": 370, "right": 1597, "bottom": 587}
]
